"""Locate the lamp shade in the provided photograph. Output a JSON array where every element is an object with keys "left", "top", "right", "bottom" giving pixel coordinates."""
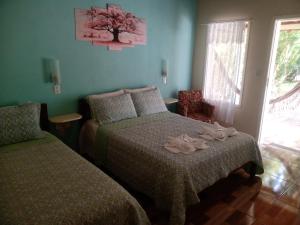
[{"left": 49, "top": 59, "right": 61, "bottom": 85}]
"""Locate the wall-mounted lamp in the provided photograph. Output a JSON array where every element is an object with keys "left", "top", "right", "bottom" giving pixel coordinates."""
[
  {"left": 46, "top": 58, "right": 61, "bottom": 95},
  {"left": 161, "top": 59, "right": 168, "bottom": 85}
]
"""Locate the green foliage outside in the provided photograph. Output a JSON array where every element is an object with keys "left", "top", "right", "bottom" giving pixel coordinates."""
[{"left": 273, "top": 30, "right": 300, "bottom": 98}]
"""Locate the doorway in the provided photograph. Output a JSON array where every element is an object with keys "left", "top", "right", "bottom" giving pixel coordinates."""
[{"left": 260, "top": 17, "right": 300, "bottom": 151}]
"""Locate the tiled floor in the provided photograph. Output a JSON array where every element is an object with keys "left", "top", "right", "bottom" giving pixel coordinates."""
[
  {"left": 261, "top": 109, "right": 300, "bottom": 151},
  {"left": 135, "top": 145, "right": 300, "bottom": 225}
]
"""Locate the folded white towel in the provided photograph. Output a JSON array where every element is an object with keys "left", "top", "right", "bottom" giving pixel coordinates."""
[
  {"left": 199, "top": 122, "right": 238, "bottom": 141},
  {"left": 164, "top": 134, "right": 209, "bottom": 154}
]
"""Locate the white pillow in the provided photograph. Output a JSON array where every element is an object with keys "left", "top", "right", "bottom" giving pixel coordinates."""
[
  {"left": 124, "top": 85, "right": 156, "bottom": 94},
  {"left": 87, "top": 89, "right": 125, "bottom": 119}
]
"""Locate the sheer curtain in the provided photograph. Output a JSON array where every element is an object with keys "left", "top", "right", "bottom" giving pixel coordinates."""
[{"left": 203, "top": 21, "right": 249, "bottom": 125}]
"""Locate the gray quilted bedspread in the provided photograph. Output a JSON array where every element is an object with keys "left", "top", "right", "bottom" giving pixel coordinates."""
[
  {"left": 0, "top": 132, "right": 150, "bottom": 225},
  {"left": 95, "top": 112, "right": 264, "bottom": 225}
]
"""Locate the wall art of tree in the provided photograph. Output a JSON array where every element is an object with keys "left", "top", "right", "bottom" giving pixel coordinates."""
[
  {"left": 75, "top": 5, "right": 146, "bottom": 50},
  {"left": 86, "top": 6, "right": 144, "bottom": 43}
]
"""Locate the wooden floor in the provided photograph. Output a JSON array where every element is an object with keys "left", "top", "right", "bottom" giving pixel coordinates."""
[{"left": 134, "top": 145, "right": 300, "bottom": 225}]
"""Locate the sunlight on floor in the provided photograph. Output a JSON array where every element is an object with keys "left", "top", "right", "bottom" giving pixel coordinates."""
[{"left": 262, "top": 108, "right": 300, "bottom": 151}]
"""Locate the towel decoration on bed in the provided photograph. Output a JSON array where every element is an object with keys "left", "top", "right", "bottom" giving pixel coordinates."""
[
  {"left": 164, "top": 122, "right": 238, "bottom": 154},
  {"left": 164, "top": 134, "right": 209, "bottom": 154},
  {"left": 198, "top": 122, "right": 238, "bottom": 141}
]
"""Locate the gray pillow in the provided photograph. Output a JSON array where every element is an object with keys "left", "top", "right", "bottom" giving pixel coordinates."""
[
  {"left": 0, "top": 103, "right": 44, "bottom": 146},
  {"left": 131, "top": 88, "right": 168, "bottom": 116},
  {"left": 89, "top": 94, "right": 137, "bottom": 124},
  {"left": 87, "top": 89, "right": 125, "bottom": 119}
]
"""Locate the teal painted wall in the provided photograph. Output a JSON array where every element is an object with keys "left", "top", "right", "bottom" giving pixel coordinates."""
[{"left": 0, "top": 0, "right": 197, "bottom": 116}]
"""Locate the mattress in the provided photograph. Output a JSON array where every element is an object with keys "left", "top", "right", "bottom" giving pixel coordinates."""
[
  {"left": 80, "top": 112, "right": 264, "bottom": 225},
  {"left": 0, "top": 132, "right": 150, "bottom": 225}
]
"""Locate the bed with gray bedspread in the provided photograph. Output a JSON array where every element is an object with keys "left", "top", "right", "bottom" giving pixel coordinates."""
[
  {"left": 93, "top": 111, "right": 264, "bottom": 225},
  {"left": 0, "top": 132, "right": 150, "bottom": 225}
]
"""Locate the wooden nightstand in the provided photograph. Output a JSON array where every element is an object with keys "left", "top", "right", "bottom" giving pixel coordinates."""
[
  {"left": 164, "top": 98, "right": 178, "bottom": 113},
  {"left": 164, "top": 98, "right": 178, "bottom": 105},
  {"left": 49, "top": 113, "right": 82, "bottom": 124},
  {"left": 49, "top": 113, "right": 82, "bottom": 149}
]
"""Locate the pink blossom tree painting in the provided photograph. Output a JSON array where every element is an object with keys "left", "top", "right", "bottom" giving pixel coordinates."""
[{"left": 75, "top": 4, "right": 147, "bottom": 51}]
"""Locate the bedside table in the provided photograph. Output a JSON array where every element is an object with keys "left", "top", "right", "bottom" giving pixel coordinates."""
[
  {"left": 164, "top": 98, "right": 178, "bottom": 105},
  {"left": 164, "top": 98, "right": 178, "bottom": 113},
  {"left": 50, "top": 113, "right": 82, "bottom": 124},
  {"left": 49, "top": 113, "right": 82, "bottom": 149}
]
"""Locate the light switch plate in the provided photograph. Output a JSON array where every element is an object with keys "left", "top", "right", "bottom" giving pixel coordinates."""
[{"left": 53, "top": 85, "right": 61, "bottom": 95}]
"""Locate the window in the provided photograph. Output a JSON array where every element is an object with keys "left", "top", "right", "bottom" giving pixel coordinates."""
[{"left": 203, "top": 21, "right": 250, "bottom": 124}]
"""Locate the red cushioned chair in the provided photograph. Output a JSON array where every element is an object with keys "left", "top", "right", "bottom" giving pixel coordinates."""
[{"left": 177, "top": 90, "right": 215, "bottom": 123}]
